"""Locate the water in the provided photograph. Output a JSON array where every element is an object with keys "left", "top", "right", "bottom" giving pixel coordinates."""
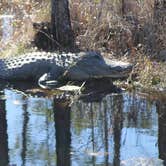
[{"left": 0, "top": 84, "right": 165, "bottom": 166}]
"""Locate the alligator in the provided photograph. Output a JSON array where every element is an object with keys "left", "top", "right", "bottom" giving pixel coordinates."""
[{"left": 0, "top": 51, "right": 132, "bottom": 87}]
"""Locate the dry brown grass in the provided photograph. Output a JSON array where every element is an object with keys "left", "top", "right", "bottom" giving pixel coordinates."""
[
  {"left": 130, "top": 51, "right": 166, "bottom": 90},
  {"left": 70, "top": 0, "right": 155, "bottom": 55}
]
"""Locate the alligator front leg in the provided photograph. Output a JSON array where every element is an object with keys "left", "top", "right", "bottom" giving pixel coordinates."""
[
  {"left": 38, "top": 65, "right": 67, "bottom": 89},
  {"left": 38, "top": 72, "right": 59, "bottom": 88}
]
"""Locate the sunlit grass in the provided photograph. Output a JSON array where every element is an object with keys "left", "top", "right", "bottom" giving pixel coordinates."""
[
  {"left": 130, "top": 52, "right": 166, "bottom": 90},
  {"left": 138, "top": 58, "right": 166, "bottom": 90}
]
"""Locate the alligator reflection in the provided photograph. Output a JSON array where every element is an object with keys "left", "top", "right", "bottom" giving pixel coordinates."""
[{"left": 0, "top": 85, "right": 165, "bottom": 165}]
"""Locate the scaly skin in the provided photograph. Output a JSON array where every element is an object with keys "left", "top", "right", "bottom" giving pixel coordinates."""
[
  {"left": 0, "top": 52, "right": 78, "bottom": 80},
  {"left": 0, "top": 52, "right": 132, "bottom": 84}
]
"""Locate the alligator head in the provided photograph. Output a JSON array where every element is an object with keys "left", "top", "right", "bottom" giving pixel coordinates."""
[{"left": 63, "top": 52, "right": 133, "bottom": 80}]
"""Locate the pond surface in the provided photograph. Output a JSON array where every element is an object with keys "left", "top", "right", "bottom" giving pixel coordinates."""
[{"left": 0, "top": 83, "right": 165, "bottom": 166}]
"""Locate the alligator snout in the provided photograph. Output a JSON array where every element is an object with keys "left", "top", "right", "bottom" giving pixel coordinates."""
[
  {"left": 104, "top": 57, "right": 133, "bottom": 78},
  {"left": 109, "top": 62, "right": 133, "bottom": 72}
]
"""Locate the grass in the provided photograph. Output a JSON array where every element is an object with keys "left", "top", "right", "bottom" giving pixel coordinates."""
[{"left": 129, "top": 51, "right": 166, "bottom": 91}]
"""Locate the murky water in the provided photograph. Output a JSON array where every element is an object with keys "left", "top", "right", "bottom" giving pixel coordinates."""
[{"left": 0, "top": 84, "right": 165, "bottom": 166}]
